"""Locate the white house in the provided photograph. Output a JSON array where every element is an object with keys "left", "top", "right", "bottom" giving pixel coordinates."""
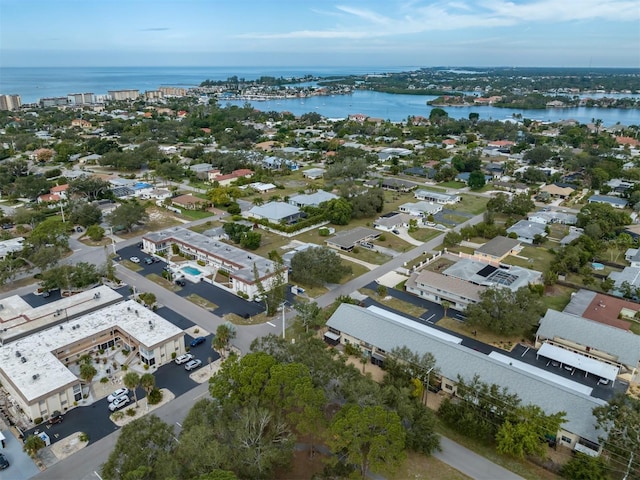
[{"left": 398, "top": 201, "right": 443, "bottom": 217}]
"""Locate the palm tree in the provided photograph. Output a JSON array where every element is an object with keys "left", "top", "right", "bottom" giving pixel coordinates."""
[
  {"left": 140, "top": 373, "right": 155, "bottom": 400},
  {"left": 123, "top": 372, "right": 140, "bottom": 407},
  {"left": 441, "top": 300, "right": 451, "bottom": 318},
  {"left": 23, "top": 434, "right": 46, "bottom": 458}
]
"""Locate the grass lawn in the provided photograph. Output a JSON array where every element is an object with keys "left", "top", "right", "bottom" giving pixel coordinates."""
[
  {"left": 503, "top": 246, "right": 555, "bottom": 271},
  {"left": 118, "top": 207, "right": 183, "bottom": 239},
  {"left": 251, "top": 230, "right": 294, "bottom": 258},
  {"left": 409, "top": 228, "right": 442, "bottom": 243},
  {"left": 375, "top": 233, "right": 414, "bottom": 253},
  {"left": 290, "top": 282, "right": 329, "bottom": 298},
  {"left": 224, "top": 311, "right": 270, "bottom": 326},
  {"left": 341, "top": 260, "right": 369, "bottom": 282},
  {"left": 78, "top": 236, "right": 114, "bottom": 247},
  {"left": 454, "top": 194, "right": 489, "bottom": 215},
  {"left": 391, "top": 452, "right": 472, "bottom": 480},
  {"left": 438, "top": 181, "right": 466, "bottom": 189},
  {"left": 189, "top": 220, "right": 221, "bottom": 234},
  {"left": 442, "top": 213, "right": 470, "bottom": 224},
  {"left": 177, "top": 208, "right": 216, "bottom": 220},
  {"left": 341, "top": 247, "right": 392, "bottom": 266},
  {"left": 542, "top": 285, "right": 576, "bottom": 311},
  {"left": 436, "top": 317, "right": 528, "bottom": 350},
  {"left": 121, "top": 260, "right": 144, "bottom": 272},
  {"left": 413, "top": 185, "right": 447, "bottom": 193},
  {"left": 185, "top": 293, "right": 219, "bottom": 311},
  {"left": 362, "top": 288, "right": 427, "bottom": 318},
  {"left": 434, "top": 421, "right": 562, "bottom": 480},
  {"left": 146, "top": 273, "right": 181, "bottom": 292}
]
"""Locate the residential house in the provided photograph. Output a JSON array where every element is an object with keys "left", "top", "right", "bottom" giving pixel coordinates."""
[
  {"left": 506, "top": 220, "right": 547, "bottom": 244},
  {"left": 171, "top": 194, "right": 209, "bottom": 210},
  {"left": 262, "top": 156, "right": 299, "bottom": 171},
  {"left": 473, "top": 236, "right": 521, "bottom": 263},
  {"left": 366, "top": 178, "right": 419, "bottom": 193},
  {"left": 563, "top": 289, "right": 638, "bottom": 331},
  {"left": 325, "top": 227, "right": 380, "bottom": 252},
  {"left": 302, "top": 168, "right": 325, "bottom": 180},
  {"left": 144, "top": 188, "right": 172, "bottom": 201},
  {"left": 560, "top": 227, "right": 584, "bottom": 245},
  {"left": 0, "top": 237, "right": 24, "bottom": 260},
  {"left": 414, "top": 189, "right": 461, "bottom": 204},
  {"left": 588, "top": 195, "right": 628, "bottom": 209},
  {"left": 38, "top": 184, "right": 69, "bottom": 203},
  {"left": 373, "top": 213, "right": 411, "bottom": 232},
  {"left": 398, "top": 201, "right": 443, "bottom": 217},
  {"left": 247, "top": 202, "right": 303, "bottom": 224},
  {"left": 131, "top": 182, "right": 154, "bottom": 198},
  {"left": 249, "top": 182, "right": 276, "bottom": 194},
  {"left": 207, "top": 169, "right": 253, "bottom": 186},
  {"left": 528, "top": 211, "right": 577, "bottom": 226},
  {"left": 493, "top": 181, "right": 530, "bottom": 195},
  {"left": 539, "top": 184, "right": 575, "bottom": 200},
  {"left": 455, "top": 172, "right": 493, "bottom": 184},
  {"left": 406, "top": 270, "right": 483, "bottom": 310},
  {"left": 288, "top": 191, "right": 338, "bottom": 208}
]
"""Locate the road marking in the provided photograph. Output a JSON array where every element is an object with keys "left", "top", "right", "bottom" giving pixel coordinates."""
[
  {"left": 266, "top": 321, "right": 276, "bottom": 327},
  {"left": 194, "top": 392, "right": 206, "bottom": 400},
  {"left": 94, "top": 472, "right": 103, "bottom": 480},
  {"left": 424, "top": 313, "right": 436, "bottom": 323},
  {"left": 175, "top": 422, "right": 182, "bottom": 427},
  {"left": 521, "top": 347, "right": 530, "bottom": 357}
]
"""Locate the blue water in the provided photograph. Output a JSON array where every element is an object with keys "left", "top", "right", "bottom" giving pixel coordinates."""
[
  {"left": 1, "top": 66, "right": 638, "bottom": 126},
  {"left": 182, "top": 266, "right": 202, "bottom": 276}
]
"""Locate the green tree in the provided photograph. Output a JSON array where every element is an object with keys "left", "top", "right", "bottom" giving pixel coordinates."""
[
  {"left": 377, "top": 284, "right": 388, "bottom": 298},
  {"left": 101, "top": 415, "right": 178, "bottom": 480},
  {"left": 86, "top": 224, "right": 105, "bottom": 241},
  {"left": 290, "top": 246, "right": 351, "bottom": 286},
  {"left": 140, "top": 373, "right": 156, "bottom": 399},
  {"left": 213, "top": 323, "right": 236, "bottom": 358},
  {"left": 429, "top": 108, "right": 449, "bottom": 125},
  {"left": 293, "top": 300, "right": 322, "bottom": 333},
  {"left": 69, "top": 176, "right": 111, "bottom": 200},
  {"left": 69, "top": 201, "right": 102, "bottom": 227},
  {"left": 23, "top": 434, "right": 46, "bottom": 458},
  {"left": 28, "top": 217, "right": 69, "bottom": 249},
  {"left": 443, "top": 231, "right": 463, "bottom": 247},
  {"left": 465, "top": 286, "right": 545, "bottom": 335},
  {"left": 80, "top": 363, "right": 97, "bottom": 384},
  {"left": 323, "top": 197, "right": 352, "bottom": 225},
  {"left": 240, "top": 230, "right": 261, "bottom": 250},
  {"left": 327, "top": 404, "right": 406, "bottom": 479},
  {"left": 106, "top": 200, "right": 148, "bottom": 233},
  {"left": 467, "top": 171, "right": 486, "bottom": 190},
  {"left": 560, "top": 453, "right": 610, "bottom": 480},
  {"left": 124, "top": 372, "right": 141, "bottom": 407},
  {"left": 593, "top": 393, "right": 640, "bottom": 479},
  {"left": 496, "top": 405, "right": 566, "bottom": 459}
]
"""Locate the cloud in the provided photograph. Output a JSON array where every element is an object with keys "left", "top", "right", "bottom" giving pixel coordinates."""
[
  {"left": 140, "top": 27, "right": 169, "bottom": 32},
  {"left": 239, "top": 0, "right": 640, "bottom": 40}
]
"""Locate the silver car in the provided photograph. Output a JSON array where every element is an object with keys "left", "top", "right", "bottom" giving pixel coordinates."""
[
  {"left": 174, "top": 353, "right": 194, "bottom": 365},
  {"left": 108, "top": 395, "right": 130, "bottom": 411},
  {"left": 184, "top": 359, "right": 202, "bottom": 371}
]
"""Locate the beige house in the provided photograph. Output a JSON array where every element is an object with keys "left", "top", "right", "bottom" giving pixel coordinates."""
[{"left": 539, "top": 184, "right": 575, "bottom": 199}]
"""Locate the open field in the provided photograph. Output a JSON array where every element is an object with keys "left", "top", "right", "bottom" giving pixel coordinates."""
[
  {"left": 436, "top": 317, "right": 528, "bottom": 350},
  {"left": 454, "top": 194, "right": 489, "bottom": 215},
  {"left": 361, "top": 288, "right": 427, "bottom": 318},
  {"left": 409, "top": 228, "right": 442, "bottom": 243}
]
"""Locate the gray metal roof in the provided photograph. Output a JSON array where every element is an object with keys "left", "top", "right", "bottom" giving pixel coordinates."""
[
  {"left": 506, "top": 220, "right": 546, "bottom": 238},
  {"left": 248, "top": 202, "right": 301, "bottom": 222},
  {"left": 326, "top": 227, "right": 380, "bottom": 249},
  {"left": 537, "top": 309, "right": 640, "bottom": 367},
  {"left": 474, "top": 236, "right": 520, "bottom": 258},
  {"left": 562, "top": 290, "right": 597, "bottom": 317},
  {"left": 327, "top": 304, "right": 606, "bottom": 443}
]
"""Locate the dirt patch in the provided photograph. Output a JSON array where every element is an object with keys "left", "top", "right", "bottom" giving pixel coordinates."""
[
  {"left": 185, "top": 293, "right": 218, "bottom": 310},
  {"left": 424, "top": 257, "right": 456, "bottom": 273},
  {"left": 344, "top": 356, "right": 386, "bottom": 383},
  {"left": 185, "top": 326, "right": 210, "bottom": 337},
  {"left": 50, "top": 432, "right": 88, "bottom": 461},
  {"left": 224, "top": 311, "right": 270, "bottom": 326}
]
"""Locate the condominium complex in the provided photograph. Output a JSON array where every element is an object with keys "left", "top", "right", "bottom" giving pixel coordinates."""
[
  {"left": 107, "top": 89, "right": 140, "bottom": 101},
  {"left": 0, "top": 94, "right": 22, "bottom": 111},
  {"left": 67, "top": 92, "right": 95, "bottom": 105}
]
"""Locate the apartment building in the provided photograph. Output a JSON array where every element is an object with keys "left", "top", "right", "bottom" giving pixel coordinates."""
[
  {"left": 0, "top": 94, "right": 22, "bottom": 111},
  {"left": 107, "top": 89, "right": 140, "bottom": 101}
]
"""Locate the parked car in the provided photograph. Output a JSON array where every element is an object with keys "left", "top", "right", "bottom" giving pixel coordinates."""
[
  {"left": 48, "top": 412, "right": 63, "bottom": 425},
  {"left": 42, "top": 290, "right": 51, "bottom": 298},
  {"left": 144, "top": 257, "right": 153, "bottom": 265},
  {"left": 137, "top": 242, "right": 143, "bottom": 248},
  {"left": 184, "top": 359, "right": 202, "bottom": 371},
  {"left": 129, "top": 256, "right": 140, "bottom": 263},
  {"left": 108, "top": 395, "right": 130, "bottom": 412},
  {"left": 190, "top": 336, "right": 206, "bottom": 347},
  {"left": 175, "top": 279, "right": 186, "bottom": 287},
  {"left": 107, "top": 387, "right": 130, "bottom": 403},
  {"left": 174, "top": 353, "right": 194, "bottom": 365},
  {"left": 0, "top": 453, "right": 9, "bottom": 470},
  {"left": 597, "top": 378, "right": 610, "bottom": 386},
  {"left": 153, "top": 257, "right": 161, "bottom": 263}
]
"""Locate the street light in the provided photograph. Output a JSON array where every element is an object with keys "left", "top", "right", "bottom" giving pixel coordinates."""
[
  {"left": 424, "top": 366, "right": 435, "bottom": 405},
  {"left": 281, "top": 301, "right": 288, "bottom": 339}
]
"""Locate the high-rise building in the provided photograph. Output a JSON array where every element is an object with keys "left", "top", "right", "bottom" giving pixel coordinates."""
[
  {"left": 39, "top": 97, "right": 69, "bottom": 108},
  {"left": 159, "top": 86, "right": 187, "bottom": 97},
  {"left": 0, "top": 94, "right": 22, "bottom": 111},
  {"left": 67, "top": 92, "right": 95, "bottom": 105},
  {"left": 107, "top": 89, "right": 140, "bottom": 101}
]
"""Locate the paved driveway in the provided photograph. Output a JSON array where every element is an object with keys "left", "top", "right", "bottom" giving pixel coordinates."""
[{"left": 0, "top": 427, "right": 40, "bottom": 480}]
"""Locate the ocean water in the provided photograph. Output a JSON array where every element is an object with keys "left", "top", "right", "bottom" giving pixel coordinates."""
[
  {"left": 0, "top": 66, "right": 638, "bottom": 126},
  {"left": 0, "top": 66, "right": 416, "bottom": 103}
]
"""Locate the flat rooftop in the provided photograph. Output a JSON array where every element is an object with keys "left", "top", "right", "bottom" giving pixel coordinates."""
[
  {"left": 0, "top": 299, "right": 183, "bottom": 402},
  {"left": 0, "top": 285, "right": 123, "bottom": 343}
]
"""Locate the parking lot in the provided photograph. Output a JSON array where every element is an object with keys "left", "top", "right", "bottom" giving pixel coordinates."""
[{"left": 117, "top": 244, "right": 265, "bottom": 318}]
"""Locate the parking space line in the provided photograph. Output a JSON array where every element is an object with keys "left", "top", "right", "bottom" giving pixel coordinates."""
[
  {"left": 266, "top": 321, "right": 276, "bottom": 327},
  {"left": 424, "top": 313, "right": 436, "bottom": 323}
]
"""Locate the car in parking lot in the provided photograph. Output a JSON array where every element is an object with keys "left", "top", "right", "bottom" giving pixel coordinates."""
[
  {"left": 175, "top": 278, "right": 186, "bottom": 287},
  {"left": 190, "top": 336, "right": 206, "bottom": 347},
  {"left": 108, "top": 395, "right": 130, "bottom": 411},
  {"left": 597, "top": 378, "right": 610, "bottom": 385},
  {"left": 48, "top": 412, "right": 63, "bottom": 425},
  {"left": 174, "top": 353, "right": 194, "bottom": 365},
  {"left": 184, "top": 359, "right": 202, "bottom": 371},
  {"left": 0, "top": 453, "right": 9, "bottom": 470},
  {"left": 107, "top": 387, "right": 130, "bottom": 403},
  {"left": 359, "top": 241, "right": 374, "bottom": 249},
  {"left": 129, "top": 256, "right": 140, "bottom": 263},
  {"left": 144, "top": 257, "right": 153, "bottom": 265}
]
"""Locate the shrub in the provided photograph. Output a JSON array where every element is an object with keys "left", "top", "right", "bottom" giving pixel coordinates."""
[
  {"left": 171, "top": 352, "right": 177, "bottom": 359},
  {"left": 111, "top": 411, "right": 124, "bottom": 421},
  {"left": 34, "top": 417, "right": 43, "bottom": 425},
  {"left": 378, "top": 234, "right": 386, "bottom": 241},
  {"left": 148, "top": 388, "right": 163, "bottom": 405},
  {"left": 121, "top": 349, "right": 130, "bottom": 356},
  {"left": 100, "top": 377, "right": 109, "bottom": 384},
  {"left": 197, "top": 259, "right": 206, "bottom": 266},
  {"left": 237, "top": 291, "right": 249, "bottom": 299},
  {"left": 125, "top": 408, "right": 136, "bottom": 417},
  {"left": 122, "top": 365, "right": 128, "bottom": 371},
  {"left": 98, "top": 349, "right": 105, "bottom": 355},
  {"left": 79, "top": 432, "right": 89, "bottom": 442},
  {"left": 194, "top": 328, "right": 200, "bottom": 334},
  {"left": 319, "top": 227, "right": 330, "bottom": 237},
  {"left": 143, "top": 364, "right": 149, "bottom": 370}
]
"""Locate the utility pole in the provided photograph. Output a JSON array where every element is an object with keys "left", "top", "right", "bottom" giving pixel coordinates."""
[
  {"left": 622, "top": 452, "right": 634, "bottom": 480},
  {"left": 282, "top": 302, "right": 286, "bottom": 339}
]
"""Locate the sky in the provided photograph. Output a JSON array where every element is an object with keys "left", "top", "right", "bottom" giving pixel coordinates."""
[{"left": 1, "top": 0, "right": 639, "bottom": 68}]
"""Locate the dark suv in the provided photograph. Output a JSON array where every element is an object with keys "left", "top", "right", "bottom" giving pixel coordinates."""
[
  {"left": 48, "top": 413, "right": 63, "bottom": 425},
  {"left": 0, "top": 453, "right": 9, "bottom": 470}
]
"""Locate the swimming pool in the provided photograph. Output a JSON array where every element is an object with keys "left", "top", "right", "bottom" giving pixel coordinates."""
[
  {"left": 591, "top": 262, "right": 604, "bottom": 271},
  {"left": 182, "top": 266, "right": 203, "bottom": 276}
]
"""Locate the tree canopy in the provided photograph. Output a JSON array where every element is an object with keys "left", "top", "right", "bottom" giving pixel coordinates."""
[
  {"left": 106, "top": 200, "right": 149, "bottom": 232},
  {"left": 290, "top": 246, "right": 352, "bottom": 286}
]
